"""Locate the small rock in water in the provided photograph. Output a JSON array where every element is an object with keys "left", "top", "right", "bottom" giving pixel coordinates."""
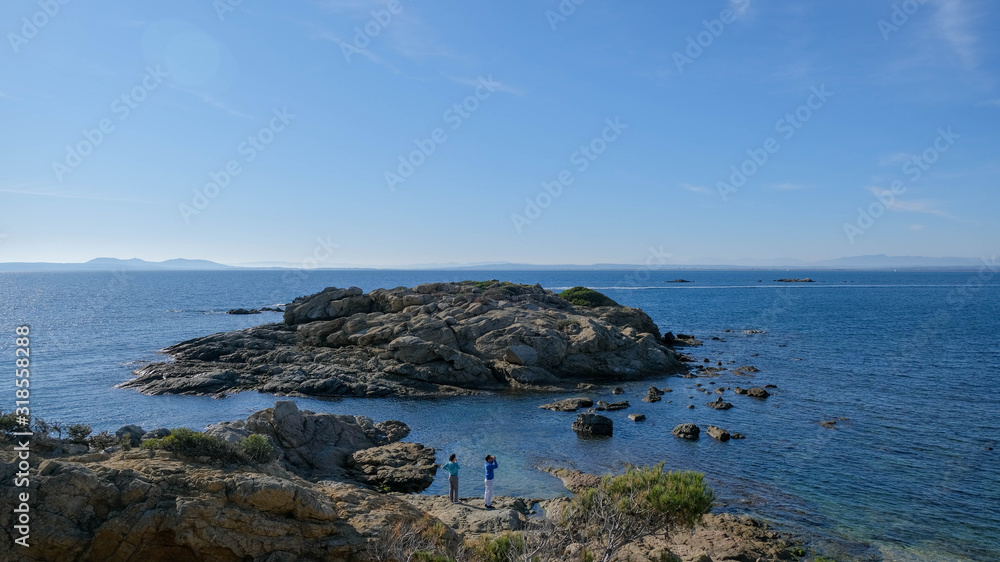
[
  {"left": 572, "top": 413, "right": 613, "bottom": 437},
  {"left": 612, "top": 386, "right": 624, "bottom": 395},
  {"left": 706, "top": 397, "right": 734, "bottom": 410},
  {"left": 628, "top": 414, "right": 646, "bottom": 422},
  {"left": 672, "top": 423, "right": 700, "bottom": 440},
  {"left": 706, "top": 425, "right": 731, "bottom": 441}
]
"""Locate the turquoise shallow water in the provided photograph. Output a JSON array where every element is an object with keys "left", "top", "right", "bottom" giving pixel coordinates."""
[{"left": 1, "top": 269, "right": 998, "bottom": 560}]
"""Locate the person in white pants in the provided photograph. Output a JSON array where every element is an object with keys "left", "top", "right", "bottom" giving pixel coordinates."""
[{"left": 483, "top": 454, "right": 499, "bottom": 509}]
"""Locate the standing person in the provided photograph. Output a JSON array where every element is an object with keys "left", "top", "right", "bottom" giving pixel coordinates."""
[
  {"left": 442, "top": 454, "right": 461, "bottom": 503},
  {"left": 483, "top": 454, "right": 499, "bottom": 509}
]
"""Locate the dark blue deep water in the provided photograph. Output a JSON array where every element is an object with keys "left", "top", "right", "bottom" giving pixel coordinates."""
[{"left": 1, "top": 269, "right": 998, "bottom": 561}]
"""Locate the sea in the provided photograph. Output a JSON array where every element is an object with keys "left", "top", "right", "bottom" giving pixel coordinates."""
[{"left": 1, "top": 268, "right": 998, "bottom": 561}]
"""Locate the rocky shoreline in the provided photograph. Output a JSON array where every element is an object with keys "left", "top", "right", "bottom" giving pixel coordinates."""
[
  {"left": 1, "top": 401, "right": 813, "bottom": 561},
  {"left": 121, "top": 282, "right": 686, "bottom": 398}
]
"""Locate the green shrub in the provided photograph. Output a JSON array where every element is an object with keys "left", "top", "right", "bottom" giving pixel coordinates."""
[
  {"left": 559, "top": 287, "right": 618, "bottom": 307},
  {"left": 239, "top": 434, "right": 275, "bottom": 463},
  {"left": 471, "top": 532, "right": 526, "bottom": 562},
  {"left": 0, "top": 411, "right": 21, "bottom": 434},
  {"left": 67, "top": 423, "right": 93, "bottom": 444},
  {"left": 563, "top": 463, "right": 714, "bottom": 562},
  {"left": 141, "top": 427, "right": 246, "bottom": 464}
]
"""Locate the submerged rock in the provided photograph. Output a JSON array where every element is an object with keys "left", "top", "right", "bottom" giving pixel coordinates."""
[
  {"left": 124, "top": 282, "right": 686, "bottom": 398},
  {"left": 540, "top": 397, "right": 593, "bottom": 412}
]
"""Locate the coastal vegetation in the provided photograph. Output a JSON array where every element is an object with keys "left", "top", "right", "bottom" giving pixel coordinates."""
[
  {"left": 141, "top": 427, "right": 275, "bottom": 465},
  {"left": 558, "top": 286, "right": 619, "bottom": 307}
]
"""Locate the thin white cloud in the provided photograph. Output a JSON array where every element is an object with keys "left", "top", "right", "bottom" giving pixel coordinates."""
[
  {"left": 729, "top": 0, "right": 752, "bottom": 20},
  {"left": 444, "top": 75, "right": 525, "bottom": 96},
  {"left": 169, "top": 85, "right": 257, "bottom": 120},
  {"left": 767, "top": 182, "right": 808, "bottom": 191},
  {"left": 879, "top": 152, "right": 915, "bottom": 166},
  {"left": 867, "top": 187, "right": 959, "bottom": 220},
  {"left": 936, "top": 0, "right": 979, "bottom": 69},
  {"left": 679, "top": 183, "right": 713, "bottom": 194},
  {"left": 0, "top": 188, "right": 163, "bottom": 205}
]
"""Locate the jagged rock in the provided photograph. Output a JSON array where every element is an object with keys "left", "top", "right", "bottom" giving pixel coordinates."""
[
  {"left": 347, "top": 442, "right": 437, "bottom": 493},
  {"left": 123, "top": 282, "right": 686, "bottom": 398},
  {"left": 572, "top": 413, "right": 613, "bottom": 437},
  {"left": 540, "top": 397, "right": 593, "bottom": 412},
  {"left": 503, "top": 344, "right": 538, "bottom": 366},
  {"left": 541, "top": 467, "right": 601, "bottom": 492},
  {"left": 115, "top": 425, "right": 144, "bottom": 448},
  {"left": 206, "top": 401, "right": 409, "bottom": 481},
  {"left": 141, "top": 428, "right": 170, "bottom": 441},
  {"left": 642, "top": 394, "right": 662, "bottom": 403},
  {"left": 706, "top": 397, "right": 734, "bottom": 410},
  {"left": 706, "top": 425, "right": 731, "bottom": 441},
  {"left": 672, "top": 423, "right": 700, "bottom": 440},
  {"left": 604, "top": 401, "right": 629, "bottom": 411},
  {"left": 0, "top": 442, "right": 446, "bottom": 561},
  {"left": 745, "top": 387, "right": 771, "bottom": 399}
]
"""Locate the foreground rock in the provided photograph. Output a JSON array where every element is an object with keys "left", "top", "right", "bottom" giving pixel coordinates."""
[
  {"left": 205, "top": 400, "right": 431, "bottom": 488},
  {"left": 124, "top": 282, "right": 686, "bottom": 398},
  {"left": 348, "top": 442, "right": 437, "bottom": 493},
  {"left": 572, "top": 413, "right": 613, "bottom": 437},
  {"left": 0, "top": 404, "right": 447, "bottom": 561}
]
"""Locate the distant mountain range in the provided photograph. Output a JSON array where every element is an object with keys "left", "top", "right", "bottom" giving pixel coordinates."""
[{"left": 0, "top": 254, "right": 993, "bottom": 272}]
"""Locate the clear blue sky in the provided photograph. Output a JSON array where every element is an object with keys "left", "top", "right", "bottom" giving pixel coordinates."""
[{"left": 1, "top": 0, "right": 997, "bottom": 266}]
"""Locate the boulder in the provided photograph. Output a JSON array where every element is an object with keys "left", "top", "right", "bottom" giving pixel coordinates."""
[
  {"left": 628, "top": 414, "right": 646, "bottom": 422},
  {"left": 503, "top": 344, "right": 538, "bottom": 366},
  {"left": 572, "top": 413, "right": 613, "bottom": 437},
  {"left": 540, "top": 397, "right": 593, "bottom": 412},
  {"left": 115, "top": 425, "right": 144, "bottom": 447},
  {"left": 612, "top": 386, "right": 624, "bottom": 394},
  {"left": 706, "top": 425, "right": 731, "bottom": 441},
  {"left": 141, "top": 428, "right": 170, "bottom": 441},
  {"left": 347, "top": 442, "right": 437, "bottom": 493},
  {"left": 746, "top": 387, "right": 771, "bottom": 399},
  {"left": 672, "top": 423, "right": 700, "bottom": 440}
]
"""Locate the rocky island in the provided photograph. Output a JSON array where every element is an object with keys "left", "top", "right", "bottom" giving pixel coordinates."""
[{"left": 122, "top": 282, "right": 686, "bottom": 398}]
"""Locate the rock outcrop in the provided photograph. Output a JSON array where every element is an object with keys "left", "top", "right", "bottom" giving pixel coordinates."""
[
  {"left": 539, "top": 397, "right": 593, "bottom": 412},
  {"left": 122, "top": 282, "right": 685, "bottom": 398},
  {"left": 572, "top": 413, "right": 613, "bottom": 437},
  {"left": 204, "top": 401, "right": 431, "bottom": 489}
]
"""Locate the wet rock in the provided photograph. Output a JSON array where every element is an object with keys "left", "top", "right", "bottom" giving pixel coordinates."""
[
  {"left": 706, "top": 397, "right": 734, "bottom": 410},
  {"left": 628, "top": 414, "right": 646, "bottom": 422},
  {"left": 542, "top": 467, "right": 600, "bottom": 492},
  {"left": 572, "top": 413, "right": 613, "bottom": 437},
  {"left": 227, "top": 308, "right": 261, "bottom": 315},
  {"left": 596, "top": 400, "right": 629, "bottom": 411},
  {"left": 612, "top": 386, "right": 624, "bottom": 394},
  {"left": 672, "top": 423, "right": 700, "bottom": 440},
  {"left": 540, "top": 397, "right": 593, "bottom": 412},
  {"left": 745, "top": 387, "right": 771, "bottom": 399},
  {"left": 706, "top": 425, "right": 731, "bottom": 441}
]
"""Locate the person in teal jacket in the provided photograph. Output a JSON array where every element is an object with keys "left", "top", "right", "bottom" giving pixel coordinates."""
[{"left": 442, "top": 453, "right": 461, "bottom": 503}]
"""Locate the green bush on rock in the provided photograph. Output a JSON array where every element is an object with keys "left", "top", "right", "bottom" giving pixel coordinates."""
[
  {"left": 141, "top": 427, "right": 274, "bottom": 465},
  {"left": 559, "top": 287, "right": 618, "bottom": 307}
]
